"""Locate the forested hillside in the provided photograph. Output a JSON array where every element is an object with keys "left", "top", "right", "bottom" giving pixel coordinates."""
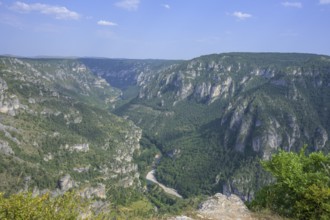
[
  {"left": 89, "top": 53, "right": 330, "bottom": 200},
  {"left": 0, "top": 57, "right": 142, "bottom": 200}
]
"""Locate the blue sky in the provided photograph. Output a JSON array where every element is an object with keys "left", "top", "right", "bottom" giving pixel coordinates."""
[{"left": 1, "top": 0, "right": 330, "bottom": 59}]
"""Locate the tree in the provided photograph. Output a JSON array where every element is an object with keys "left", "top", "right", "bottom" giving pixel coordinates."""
[{"left": 248, "top": 147, "right": 330, "bottom": 219}]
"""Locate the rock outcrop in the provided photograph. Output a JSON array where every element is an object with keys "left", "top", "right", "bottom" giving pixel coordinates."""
[
  {"left": 169, "top": 193, "right": 254, "bottom": 220},
  {"left": 58, "top": 174, "right": 76, "bottom": 192},
  {"left": 80, "top": 183, "right": 106, "bottom": 199},
  {"left": 197, "top": 193, "right": 254, "bottom": 220},
  {"left": 0, "top": 140, "right": 14, "bottom": 155},
  {"left": 0, "top": 77, "right": 22, "bottom": 116}
]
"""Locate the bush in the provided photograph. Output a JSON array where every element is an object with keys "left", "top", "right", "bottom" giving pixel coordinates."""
[
  {"left": 248, "top": 147, "right": 330, "bottom": 219},
  {"left": 0, "top": 191, "right": 90, "bottom": 220}
]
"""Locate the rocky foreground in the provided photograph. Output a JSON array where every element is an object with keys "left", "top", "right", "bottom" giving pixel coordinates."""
[{"left": 170, "top": 193, "right": 266, "bottom": 220}]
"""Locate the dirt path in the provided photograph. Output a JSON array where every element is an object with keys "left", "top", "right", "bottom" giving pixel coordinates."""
[{"left": 146, "top": 170, "right": 182, "bottom": 198}]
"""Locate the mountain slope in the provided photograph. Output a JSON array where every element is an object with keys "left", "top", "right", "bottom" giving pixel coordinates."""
[
  {"left": 110, "top": 53, "right": 330, "bottom": 199},
  {"left": 0, "top": 57, "right": 141, "bottom": 197}
]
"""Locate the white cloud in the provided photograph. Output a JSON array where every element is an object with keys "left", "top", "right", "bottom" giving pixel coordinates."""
[
  {"left": 11, "top": 1, "right": 80, "bottom": 20},
  {"left": 320, "top": 0, "right": 330, "bottom": 4},
  {"left": 97, "top": 20, "right": 118, "bottom": 26},
  {"left": 162, "top": 4, "right": 170, "bottom": 9},
  {"left": 232, "top": 11, "right": 252, "bottom": 20},
  {"left": 281, "top": 2, "right": 302, "bottom": 8},
  {"left": 115, "top": 0, "right": 140, "bottom": 11}
]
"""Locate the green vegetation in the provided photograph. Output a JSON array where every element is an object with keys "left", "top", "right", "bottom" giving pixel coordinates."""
[
  {"left": 2, "top": 53, "right": 330, "bottom": 218},
  {"left": 0, "top": 191, "right": 91, "bottom": 220},
  {"left": 146, "top": 184, "right": 203, "bottom": 215},
  {"left": 115, "top": 53, "right": 330, "bottom": 200},
  {"left": 107, "top": 185, "right": 202, "bottom": 219},
  {"left": 0, "top": 57, "right": 143, "bottom": 203},
  {"left": 0, "top": 187, "right": 203, "bottom": 220},
  {"left": 248, "top": 147, "right": 330, "bottom": 219},
  {"left": 0, "top": 56, "right": 203, "bottom": 219}
]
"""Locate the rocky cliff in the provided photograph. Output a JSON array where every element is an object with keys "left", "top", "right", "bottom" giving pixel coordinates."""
[
  {"left": 106, "top": 53, "right": 330, "bottom": 199},
  {"left": 0, "top": 57, "right": 142, "bottom": 198}
]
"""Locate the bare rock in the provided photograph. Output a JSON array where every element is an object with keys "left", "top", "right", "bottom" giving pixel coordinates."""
[
  {"left": 0, "top": 140, "right": 14, "bottom": 155},
  {"left": 80, "top": 183, "right": 106, "bottom": 199},
  {"left": 168, "top": 216, "right": 194, "bottom": 220},
  {"left": 198, "top": 193, "right": 254, "bottom": 220},
  {"left": 58, "top": 174, "right": 75, "bottom": 191},
  {"left": 64, "top": 143, "right": 89, "bottom": 152},
  {"left": 28, "top": 98, "right": 36, "bottom": 104}
]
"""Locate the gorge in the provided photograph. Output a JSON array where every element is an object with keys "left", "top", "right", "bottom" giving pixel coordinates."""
[{"left": 1, "top": 52, "right": 330, "bottom": 218}]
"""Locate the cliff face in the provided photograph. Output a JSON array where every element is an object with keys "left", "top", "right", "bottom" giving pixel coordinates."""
[
  {"left": 105, "top": 53, "right": 330, "bottom": 199},
  {"left": 0, "top": 57, "right": 142, "bottom": 196},
  {"left": 134, "top": 54, "right": 330, "bottom": 158}
]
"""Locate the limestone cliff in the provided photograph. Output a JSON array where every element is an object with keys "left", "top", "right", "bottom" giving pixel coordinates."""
[{"left": 0, "top": 57, "right": 142, "bottom": 197}]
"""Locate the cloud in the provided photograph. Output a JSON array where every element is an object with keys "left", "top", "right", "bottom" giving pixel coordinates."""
[
  {"left": 162, "top": 4, "right": 170, "bottom": 9},
  {"left": 320, "top": 0, "right": 330, "bottom": 4},
  {"left": 11, "top": 1, "right": 80, "bottom": 20},
  {"left": 115, "top": 0, "right": 140, "bottom": 11},
  {"left": 97, "top": 20, "right": 118, "bottom": 26},
  {"left": 232, "top": 11, "right": 252, "bottom": 20},
  {"left": 281, "top": 2, "right": 302, "bottom": 8}
]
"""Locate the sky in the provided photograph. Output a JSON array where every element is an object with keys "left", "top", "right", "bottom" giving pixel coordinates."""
[{"left": 0, "top": 0, "right": 330, "bottom": 59}]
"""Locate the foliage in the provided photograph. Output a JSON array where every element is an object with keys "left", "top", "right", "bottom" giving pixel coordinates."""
[
  {"left": 146, "top": 184, "right": 203, "bottom": 215},
  {"left": 248, "top": 147, "right": 330, "bottom": 219},
  {"left": 135, "top": 135, "right": 160, "bottom": 177},
  {"left": 109, "top": 198, "right": 155, "bottom": 220},
  {"left": 0, "top": 191, "right": 91, "bottom": 220}
]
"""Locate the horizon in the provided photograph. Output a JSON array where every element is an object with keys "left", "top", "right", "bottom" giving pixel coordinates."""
[
  {"left": 1, "top": 0, "right": 330, "bottom": 59},
  {"left": 2, "top": 51, "right": 330, "bottom": 61}
]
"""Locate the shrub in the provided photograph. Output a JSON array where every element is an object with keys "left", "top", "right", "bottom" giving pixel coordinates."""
[
  {"left": 248, "top": 147, "right": 330, "bottom": 219},
  {"left": 0, "top": 191, "right": 90, "bottom": 220}
]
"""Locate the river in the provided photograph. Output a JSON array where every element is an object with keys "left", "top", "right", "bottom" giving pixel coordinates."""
[{"left": 146, "top": 169, "right": 182, "bottom": 198}]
